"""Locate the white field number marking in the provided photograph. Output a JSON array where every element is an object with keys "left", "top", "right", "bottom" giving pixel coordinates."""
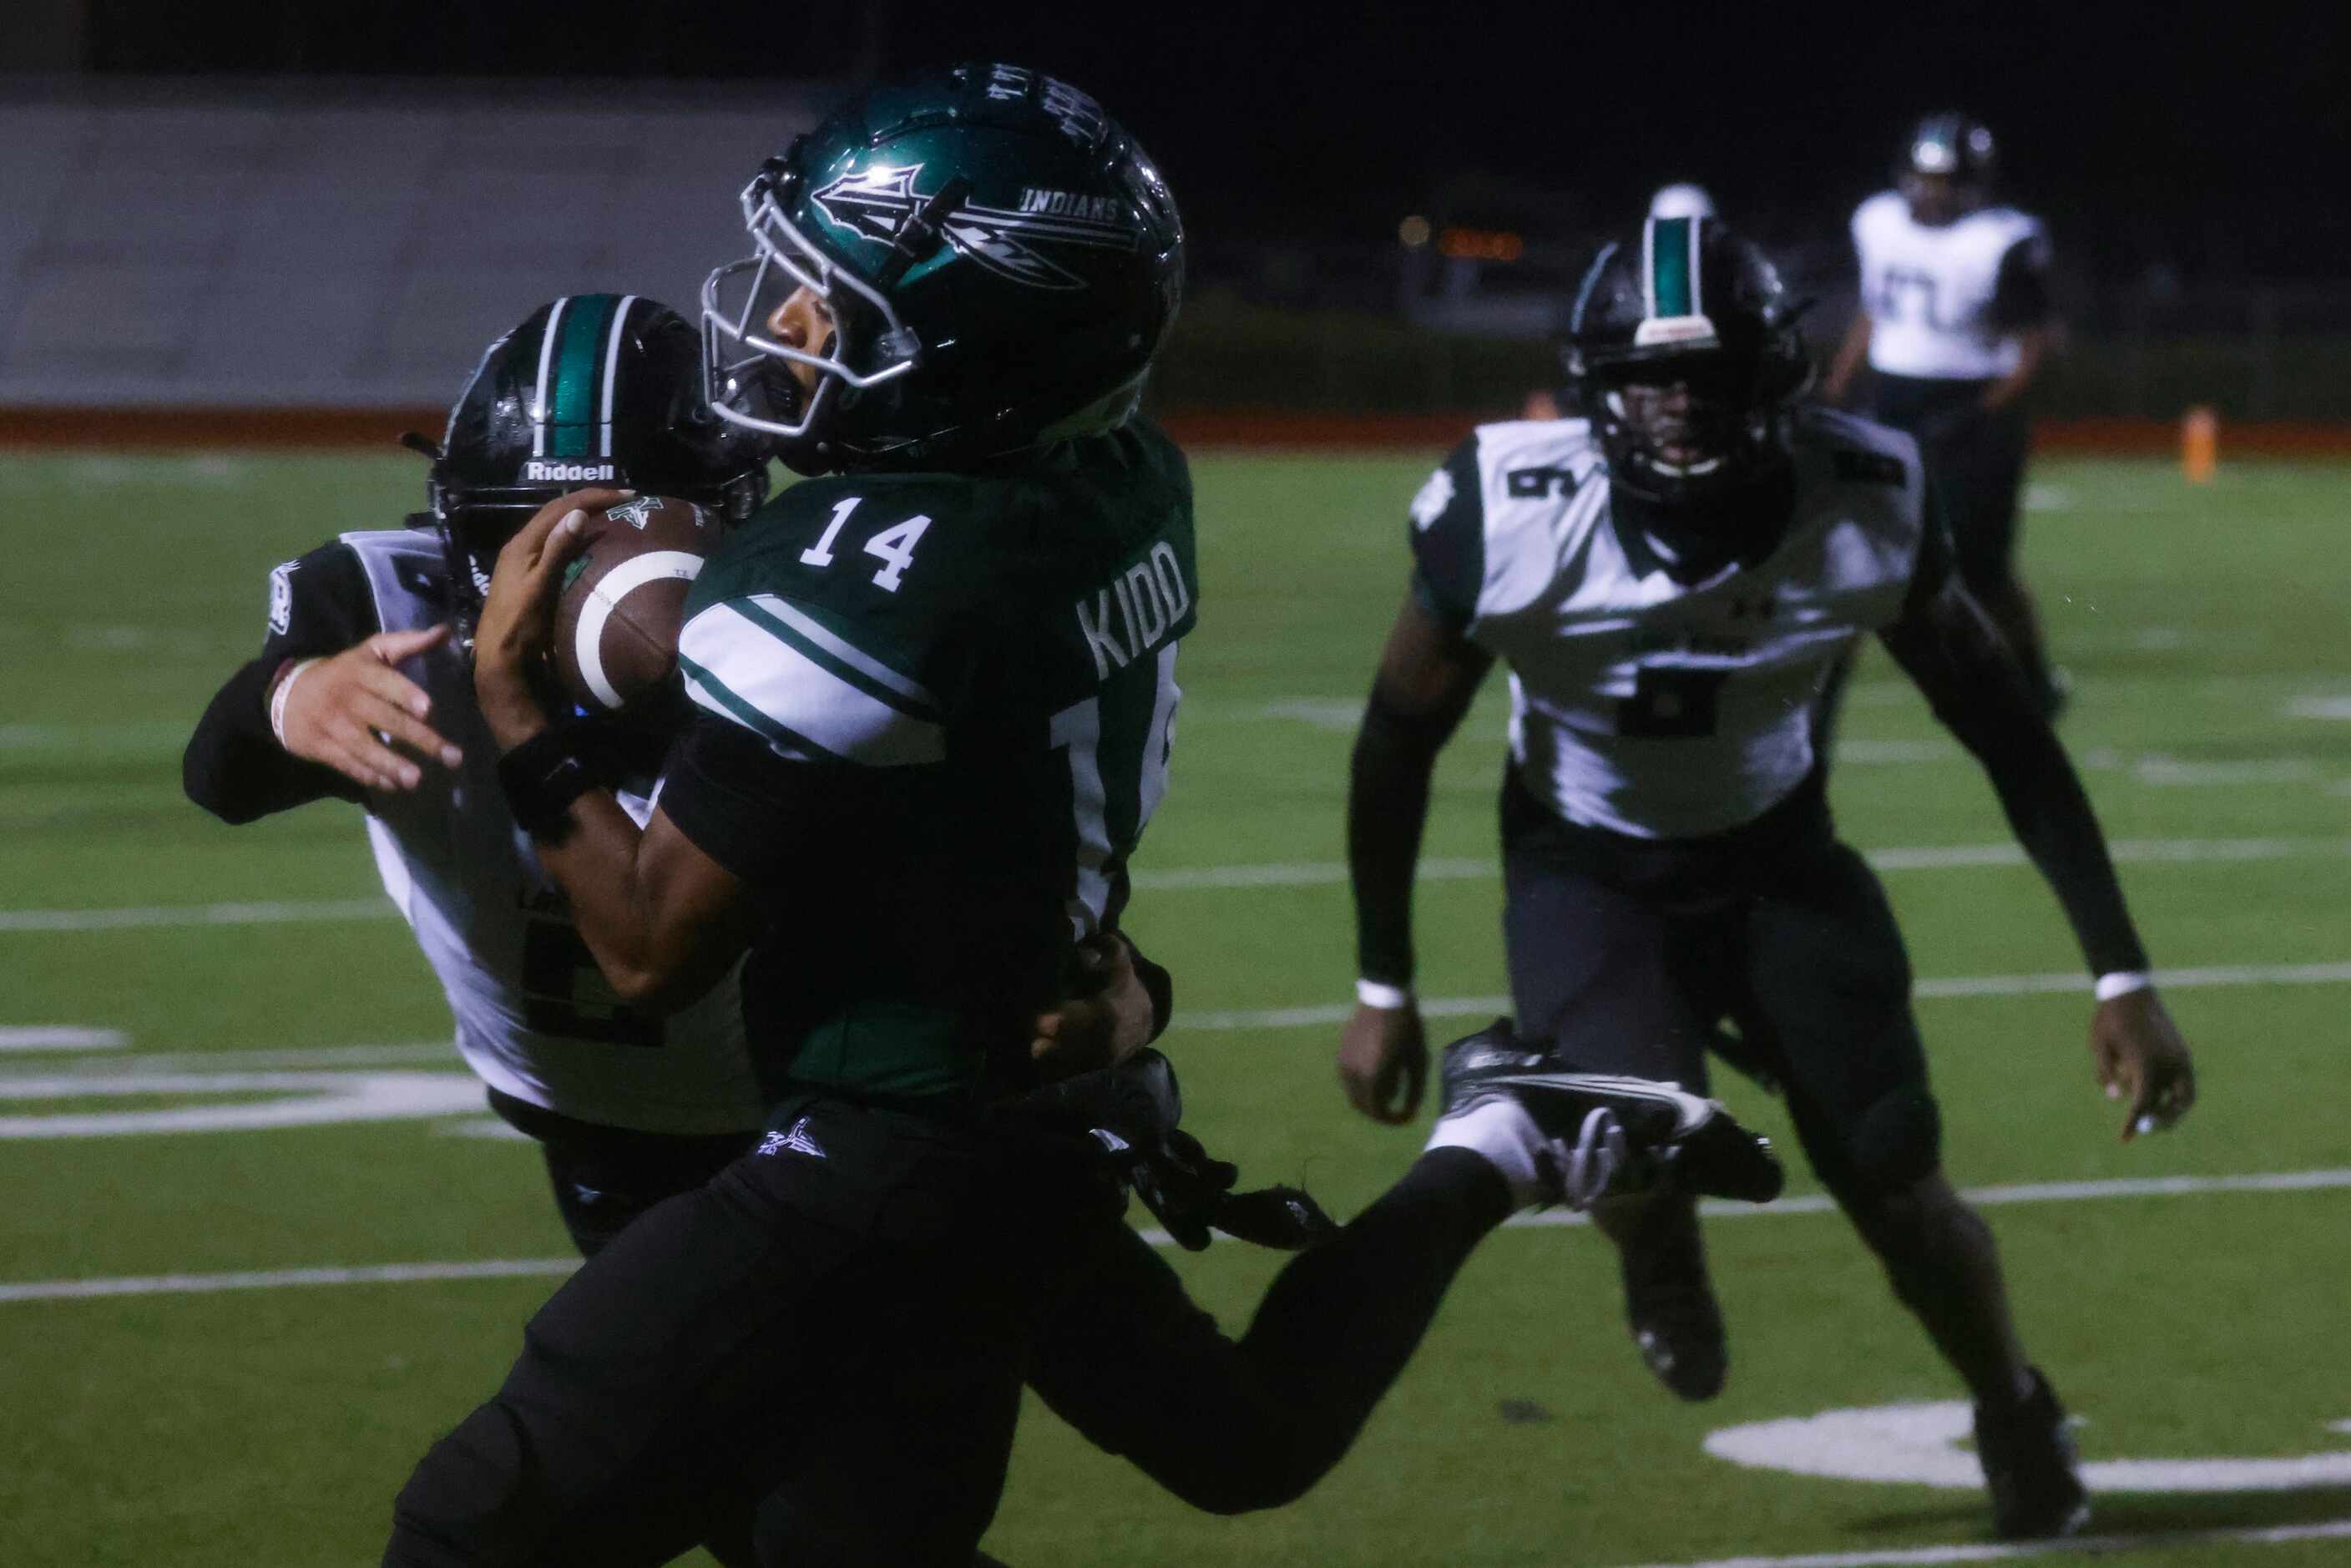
[
  {"left": 1705, "top": 1399, "right": 2351, "bottom": 1494},
  {"left": 0, "top": 1070, "right": 483, "bottom": 1138}
]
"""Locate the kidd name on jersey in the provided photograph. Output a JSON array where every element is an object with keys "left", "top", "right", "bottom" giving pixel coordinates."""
[{"left": 1410, "top": 411, "right": 1926, "bottom": 840}]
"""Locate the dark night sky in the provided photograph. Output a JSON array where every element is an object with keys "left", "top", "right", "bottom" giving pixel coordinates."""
[{"left": 79, "top": 0, "right": 2351, "bottom": 279}]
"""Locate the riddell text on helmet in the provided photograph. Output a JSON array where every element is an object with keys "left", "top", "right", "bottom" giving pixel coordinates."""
[{"left": 523, "top": 460, "right": 620, "bottom": 483}]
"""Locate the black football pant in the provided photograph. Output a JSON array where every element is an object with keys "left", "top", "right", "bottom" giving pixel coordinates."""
[
  {"left": 1870, "top": 373, "right": 2030, "bottom": 598},
  {"left": 384, "top": 1100, "right": 1509, "bottom": 1565},
  {"left": 1499, "top": 768, "right": 1940, "bottom": 1199},
  {"left": 487, "top": 1090, "right": 755, "bottom": 1261}
]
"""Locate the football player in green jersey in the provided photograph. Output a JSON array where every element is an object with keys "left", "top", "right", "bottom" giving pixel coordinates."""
[{"left": 382, "top": 67, "right": 1779, "bottom": 1568}]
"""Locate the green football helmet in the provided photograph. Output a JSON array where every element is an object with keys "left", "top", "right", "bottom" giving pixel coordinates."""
[{"left": 703, "top": 62, "right": 1185, "bottom": 473}]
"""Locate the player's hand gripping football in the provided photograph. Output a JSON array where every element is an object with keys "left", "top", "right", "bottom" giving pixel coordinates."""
[
  {"left": 1338, "top": 999, "right": 1428, "bottom": 1125},
  {"left": 272, "top": 625, "right": 464, "bottom": 792},
  {"left": 472, "top": 487, "right": 633, "bottom": 749},
  {"left": 1031, "top": 933, "right": 1156, "bottom": 1081},
  {"left": 2091, "top": 987, "right": 2196, "bottom": 1142}
]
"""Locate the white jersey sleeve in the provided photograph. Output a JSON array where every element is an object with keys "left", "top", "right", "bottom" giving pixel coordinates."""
[
  {"left": 337, "top": 529, "right": 763, "bottom": 1136},
  {"left": 1458, "top": 412, "right": 1926, "bottom": 839},
  {"left": 1853, "top": 190, "right": 2050, "bottom": 380}
]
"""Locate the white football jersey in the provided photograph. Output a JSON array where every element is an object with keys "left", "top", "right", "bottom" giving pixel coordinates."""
[
  {"left": 337, "top": 529, "right": 762, "bottom": 1135},
  {"left": 1410, "top": 412, "right": 1927, "bottom": 839},
  {"left": 1851, "top": 190, "right": 2049, "bottom": 380}
]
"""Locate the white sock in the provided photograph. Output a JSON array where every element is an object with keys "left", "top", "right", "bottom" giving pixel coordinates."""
[{"left": 1427, "top": 1095, "right": 1549, "bottom": 1209}]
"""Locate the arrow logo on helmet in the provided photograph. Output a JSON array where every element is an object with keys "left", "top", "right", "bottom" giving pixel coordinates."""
[{"left": 811, "top": 164, "right": 1138, "bottom": 292}]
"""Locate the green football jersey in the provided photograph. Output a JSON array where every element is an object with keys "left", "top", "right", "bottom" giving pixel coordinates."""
[{"left": 669, "top": 419, "right": 1196, "bottom": 1102}]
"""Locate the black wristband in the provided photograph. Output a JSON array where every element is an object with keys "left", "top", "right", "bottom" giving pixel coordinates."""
[
  {"left": 1121, "top": 935, "right": 1176, "bottom": 1044},
  {"left": 497, "top": 725, "right": 601, "bottom": 839}
]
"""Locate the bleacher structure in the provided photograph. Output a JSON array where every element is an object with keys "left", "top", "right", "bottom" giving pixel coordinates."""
[{"left": 0, "top": 82, "right": 821, "bottom": 409}]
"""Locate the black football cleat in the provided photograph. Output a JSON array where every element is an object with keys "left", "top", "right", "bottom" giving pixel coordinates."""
[
  {"left": 1617, "top": 1196, "right": 1728, "bottom": 1402},
  {"left": 1438, "top": 1020, "right": 1784, "bottom": 1207},
  {"left": 1974, "top": 1368, "right": 2091, "bottom": 1540}
]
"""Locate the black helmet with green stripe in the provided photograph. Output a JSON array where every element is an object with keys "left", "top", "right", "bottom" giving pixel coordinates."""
[
  {"left": 423, "top": 294, "right": 771, "bottom": 649},
  {"left": 702, "top": 62, "right": 1185, "bottom": 474},
  {"left": 1563, "top": 216, "right": 1810, "bottom": 508}
]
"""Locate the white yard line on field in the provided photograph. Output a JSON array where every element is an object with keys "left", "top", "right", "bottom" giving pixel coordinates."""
[
  {"left": 0, "top": 1257, "right": 579, "bottom": 1304},
  {"left": 0, "top": 1027, "right": 126, "bottom": 1051},
  {"left": 0, "top": 898, "right": 392, "bottom": 933},
  {"left": 10, "top": 1042, "right": 453, "bottom": 1074},
  {"left": 8, "top": 837, "right": 2349, "bottom": 933},
  {"left": 1176, "top": 959, "right": 2351, "bottom": 1032},
  {"left": 1613, "top": 1514, "right": 2351, "bottom": 1568},
  {"left": 4, "top": 1167, "right": 2343, "bottom": 1306}
]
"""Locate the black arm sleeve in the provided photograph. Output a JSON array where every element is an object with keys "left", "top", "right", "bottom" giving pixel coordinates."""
[
  {"left": 1986, "top": 231, "right": 2054, "bottom": 331},
  {"left": 1348, "top": 686, "right": 1468, "bottom": 987},
  {"left": 1880, "top": 578, "right": 2148, "bottom": 977},
  {"left": 183, "top": 543, "right": 378, "bottom": 824}
]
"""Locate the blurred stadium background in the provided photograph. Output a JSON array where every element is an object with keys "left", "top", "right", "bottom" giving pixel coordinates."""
[{"left": 3, "top": 5, "right": 2348, "bottom": 1567}]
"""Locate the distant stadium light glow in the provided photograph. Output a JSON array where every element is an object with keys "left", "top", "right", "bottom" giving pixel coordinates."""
[{"left": 1436, "top": 227, "right": 1524, "bottom": 262}]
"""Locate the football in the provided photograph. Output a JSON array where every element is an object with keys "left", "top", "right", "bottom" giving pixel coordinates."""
[{"left": 549, "top": 494, "right": 717, "bottom": 713}]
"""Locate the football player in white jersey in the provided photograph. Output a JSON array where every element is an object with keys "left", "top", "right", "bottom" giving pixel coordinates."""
[
  {"left": 1338, "top": 217, "right": 2195, "bottom": 1541},
  {"left": 185, "top": 296, "right": 788, "bottom": 1255},
  {"left": 1822, "top": 113, "right": 2063, "bottom": 714}
]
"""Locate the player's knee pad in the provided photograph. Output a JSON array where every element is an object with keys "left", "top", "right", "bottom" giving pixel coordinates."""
[{"left": 1811, "top": 1083, "right": 1941, "bottom": 1204}]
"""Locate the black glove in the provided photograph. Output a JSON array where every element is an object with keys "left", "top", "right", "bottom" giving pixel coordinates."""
[{"left": 1007, "top": 1050, "right": 1340, "bottom": 1252}]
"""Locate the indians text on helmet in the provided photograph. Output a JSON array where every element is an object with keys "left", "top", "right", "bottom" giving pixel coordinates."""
[{"left": 811, "top": 164, "right": 1140, "bottom": 291}]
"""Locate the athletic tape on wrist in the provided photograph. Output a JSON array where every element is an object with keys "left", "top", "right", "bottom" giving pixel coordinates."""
[
  {"left": 2094, "top": 970, "right": 2153, "bottom": 1002},
  {"left": 1356, "top": 978, "right": 1413, "bottom": 1010},
  {"left": 268, "top": 659, "right": 321, "bottom": 749}
]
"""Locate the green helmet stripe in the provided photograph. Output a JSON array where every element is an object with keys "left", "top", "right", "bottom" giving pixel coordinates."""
[
  {"left": 547, "top": 293, "right": 619, "bottom": 458},
  {"left": 1648, "top": 216, "right": 1697, "bottom": 320}
]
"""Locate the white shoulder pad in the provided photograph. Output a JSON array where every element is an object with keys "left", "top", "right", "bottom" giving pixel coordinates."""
[
  {"left": 1852, "top": 190, "right": 1906, "bottom": 248},
  {"left": 1468, "top": 418, "right": 1605, "bottom": 623},
  {"left": 334, "top": 527, "right": 447, "bottom": 635},
  {"left": 1969, "top": 205, "right": 2046, "bottom": 249},
  {"left": 1472, "top": 417, "right": 1600, "bottom": 479}
]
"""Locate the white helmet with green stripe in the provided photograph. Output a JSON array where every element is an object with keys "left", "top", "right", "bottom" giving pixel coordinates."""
[{"left": 1561, "top": 216, "right": 1811, "bottom": 508}]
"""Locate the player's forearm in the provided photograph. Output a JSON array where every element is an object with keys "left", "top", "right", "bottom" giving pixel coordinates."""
[
  {"left": 1347, "top": 701, "right": 1445, "bottom": 986},
  {"left": 1887, "top": 587, "right": 2147, "bottom": 979},
  {"left": 531, "top": 793, "right": 730, "bottom": 1014},
  {"left": 182, "top": 655, "right": 358, "bottom": 823},
  {"left": 1921, "top": 673, "right": 2150, "bottom": 976},
  {"left": 1976, "top": 733, "right": 2150, "bottom": 978}
]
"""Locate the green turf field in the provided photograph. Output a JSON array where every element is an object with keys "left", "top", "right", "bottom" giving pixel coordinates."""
[{"left": 3, "top": 448, "right": 2348, "bottom": 1567}]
